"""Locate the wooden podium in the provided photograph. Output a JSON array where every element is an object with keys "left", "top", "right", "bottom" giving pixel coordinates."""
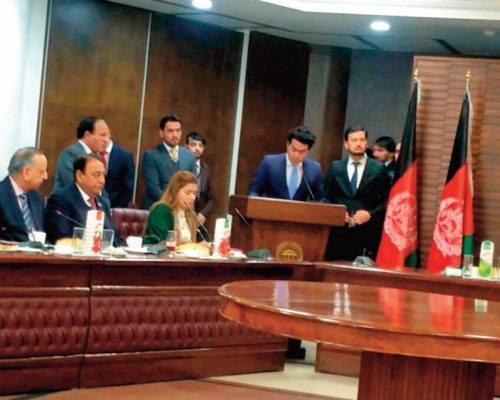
[{"left": 229, "top": 195, "right": 346, "bottom": 261}]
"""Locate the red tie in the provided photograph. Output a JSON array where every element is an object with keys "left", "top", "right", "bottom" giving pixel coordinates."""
[
  {"left": 100, "top": 151, "right": 107, "bottom": 170},
  {"left": 89, "top": 197, "right": 97, "bottom": 209}
]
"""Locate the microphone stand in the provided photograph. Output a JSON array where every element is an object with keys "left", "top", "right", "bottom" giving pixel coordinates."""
[
  {"left": 299, "top": 167, "right": 315, "bottom": 201},
  {"left": 234, "top": 207, "right": 270, "bottom": 260},
  {"left": 184, "top": 202, "right": 213, "bottom": 242}
]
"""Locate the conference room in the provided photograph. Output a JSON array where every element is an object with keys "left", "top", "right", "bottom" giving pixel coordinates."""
[{"left": 1, "top": 0, "right": 500, "bottom": 399}]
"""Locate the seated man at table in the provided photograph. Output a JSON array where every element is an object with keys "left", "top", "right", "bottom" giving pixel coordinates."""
[
  {"left": 0, "top": 147, "right": 47, "bottom": 242},
  {"left": 248, "top": 125, "right": 324, "bottom": 201},
  {"left": 44, "top": 155, "right": 123, "bottom": 246}
]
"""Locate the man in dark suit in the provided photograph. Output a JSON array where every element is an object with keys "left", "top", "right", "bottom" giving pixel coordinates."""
[
  {"left": 373, "top": 135, "right": 397, "bottom": 184},
  {"left": 185, "top": 131, "right": 216, "bottom": 224},
  {"left": 103, "top": 140, "right": 135, "bottom": 208},
  {"left": 324, "top": 126, "right": 391, "bottom": 261},
  {"left": 0, "top": 147, "right": 47, "bottom": 242},
  {"left": 142, "top": 114, "right": 196, "bottom": 209},
  {"left": 248, "top": 125, "right": 324, "bottom": 201},
  {"left": 45, "top": 155, "right": 123, "bottom": 246},
  {"left": 52, "top": 116, "right": 110, "bottom": 193}
]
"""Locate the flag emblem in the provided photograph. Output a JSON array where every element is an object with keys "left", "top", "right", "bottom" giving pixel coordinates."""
[
  {"left": 384, "top": 191, "right": 417, "bottom": 252},
  {"left": 433, "top": 197, "right": 464, "bottom": 257}
]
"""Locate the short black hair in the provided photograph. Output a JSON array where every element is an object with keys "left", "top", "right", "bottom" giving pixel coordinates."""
[
  {"left": 374, "top": 136, "right": 396, "bottom": 153},
  {"left": 73, "top": 154, "right": 102, "bottom": 180},
  {"left": 287, "top": 126, "right": 316, "bottom": 149},
  {"left": 344, "top": 125, "right": 368, "bottom": 141},
  {"left": 159, "top": 114, "right": 182, "bottom": 130},
  {"left": 77, "top": 117, "right": 100, "bottom": 139},
  {"left": 186, "top": 131, "right": 206, "bottom": 146}
]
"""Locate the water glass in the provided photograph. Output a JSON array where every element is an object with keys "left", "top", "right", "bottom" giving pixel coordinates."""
[
  {"left": 72, "top": 227, "right": 85, "bottom": 255},
  {"left": 494, "top": 257, "right": 500, "bottom": 280},
  {"left": 462, "top": 254, "right": 473, "bottom": 278},
  {"left": 101, "top": 229, "right": 115, "bottom": 256},
  {"left": 166, "top": 230, "right": 177, "bottom": 252}
]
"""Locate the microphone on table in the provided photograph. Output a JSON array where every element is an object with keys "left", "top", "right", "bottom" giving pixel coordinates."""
[
  {"left": 299, "top": 167, "right": 315, "bottom": 201},
  {"left": 234, "top": 207, "right": 270, "bottom": 260},
  {"left": 184, "top": 202, "right": 213, "bottom": 242},
  {"left": 55, "top": 210, "right": 85, "bottom": 228}
]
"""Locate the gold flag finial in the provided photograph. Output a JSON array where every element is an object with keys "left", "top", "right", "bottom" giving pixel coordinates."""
[
  {"left": 414, "top": 69, "right": 419, "bottom": 82},
  {"left": 465, "top": 70, "right": 471, "bottom": 90}
]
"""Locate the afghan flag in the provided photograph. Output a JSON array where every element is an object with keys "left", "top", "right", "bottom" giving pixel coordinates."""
[
  {"left": 427, "top": 90, "right": 473, "bottom": 274},
  {"left": 376, "top": 81, "right": 419, "bottom": 268}
]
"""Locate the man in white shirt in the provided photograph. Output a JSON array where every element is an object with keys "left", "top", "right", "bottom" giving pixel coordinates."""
[
  {"left": 324, "top": 126, "right": 391, "bottom": 260},
  {"left": 185, "top": 131, "right": 216, "bottom": 225},
  {"left": 142, "top": 114, "right": 196, "bottom": 209},
  {"left": 52, "top": 116, "right": 110, "bottom": 193},
  {"left": 373, "top": 136, "right": 397, "bottom": 183},
  {"left": 45, "top": 155, "right": 123, "bottom": 246}
]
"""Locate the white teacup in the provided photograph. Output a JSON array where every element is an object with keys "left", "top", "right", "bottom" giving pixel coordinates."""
[
  {"left": 126, "top": 236, "right": 143, "bottom": 249},
  {"left": 29, "top": 231, "right": 46, "bottom": 243}
]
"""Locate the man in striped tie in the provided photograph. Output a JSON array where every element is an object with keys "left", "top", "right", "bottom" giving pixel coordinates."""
[
  {"left": 185, "top": 131, "right": 216, "bottom": 225},
  {"left": 0, "top": 147, "right": 47, "bottom": 242}
]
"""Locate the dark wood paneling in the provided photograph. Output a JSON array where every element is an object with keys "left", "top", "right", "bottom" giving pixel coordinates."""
[
  {"left": 40, "top": 0, "right": 149, "bottom": 196},
  {"left": 236, "top": 33, "right": 310, "bottom": 195},
  {"left": 316, "top": 48, "right": 351, "bottom": 171},
  {"left": 139, "top": 14, "right": 242, "bottom": 222}
]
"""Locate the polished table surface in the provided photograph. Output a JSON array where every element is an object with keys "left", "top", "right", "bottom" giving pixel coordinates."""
[
  {"left": 316, "top": 261, "right": 500, "bottom": 301},
  {"left": 219, "top": 280, "right": 500, "bottom": 400}
]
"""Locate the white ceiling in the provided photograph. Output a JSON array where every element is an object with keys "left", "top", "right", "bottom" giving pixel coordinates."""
[{"left": 108, "top": 0, "right": 500, "bottom": 56}]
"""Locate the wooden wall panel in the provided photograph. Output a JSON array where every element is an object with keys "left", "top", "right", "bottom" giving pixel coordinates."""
[
  {"left": 315, "top": 48, "right": 351, "bottom": 171},
  {"left": 139, "top": 14, "right": 242, "bottom": 225},
  {"left": 40, "top": 0, "right": 149, "bottom": 196},
  {"left": 235, "top": 33, "right": 310, "bottom": 195},
  {"left": 414, "top": 56, "right": 500, "bottom": 266}
]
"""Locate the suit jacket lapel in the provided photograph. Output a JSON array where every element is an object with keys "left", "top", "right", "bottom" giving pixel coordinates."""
[
  {"left": 200, "top": 164, "right": 208, "bottom": 193},
  {"left": 338, "top": 159, "right": 353, "bottom": 197},
  {"left": 277, "top": 155, "right": 290, "bottom": 199},
  {"left": 107, "top": 146, "right": 117, "bottom": 176},
  {"left": 357, "top": 159, "right": 376, "bottom": 194},
  {"left": 3, "top": 178, "right": 27, "bottom": 229},
  {"left": 27, "top": 192, "right": 42, "bottom": 231}
]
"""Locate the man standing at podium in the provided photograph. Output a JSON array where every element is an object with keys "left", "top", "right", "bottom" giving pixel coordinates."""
[
  {"left": 324, "top": 126, "right": 390, "bottom": 261},
  {"left": 248, "top": 125, "right": 324, "bottom": 201}
]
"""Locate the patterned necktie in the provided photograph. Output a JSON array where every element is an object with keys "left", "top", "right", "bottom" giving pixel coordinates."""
[
  {"left": 88, "top": 197, "right": 97, "bottom": 209},
  {"left": 289, "top": 165, "right": 299, "bottom": 199},
  {"left": 351, "top": 161, "right": 360, "bottom": 194},
  {"left": 19, "top": 193, "right": 33, "bottom": 231},
  {"left": 100, "top": 151, "right": 107, "bottom": 170},
  {"left": 169, "top": 146, "right": 178, "bottom": 163},
  {"left": 196, "top": 163, "right": 201, "bottom": 199}
]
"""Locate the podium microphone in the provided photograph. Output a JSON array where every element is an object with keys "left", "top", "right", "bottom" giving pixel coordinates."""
[
  {"left": 234, "top": 207, "right": 270, "bottom": 259},
  {"left": 55, "top": 210, "right": 85, "bottom": 228},
  {"left": 184, "top": 202, "right": 212, "bottom": 242},
  {"left": 299, "top": 167, "right": 315, "bottom": 201}
]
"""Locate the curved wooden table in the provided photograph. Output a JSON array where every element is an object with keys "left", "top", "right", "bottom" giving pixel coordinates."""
[{"left": 219, "top": 280, "right": 500, "bottom": 400}]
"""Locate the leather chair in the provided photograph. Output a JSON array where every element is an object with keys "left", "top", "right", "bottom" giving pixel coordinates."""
[{"left": 111, "top": 208, "right": 149, "bottom": 239}]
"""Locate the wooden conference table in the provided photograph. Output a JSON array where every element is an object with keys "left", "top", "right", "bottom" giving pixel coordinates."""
[{"left": 219, "top": 280, "right": 500, "bottom": 400}]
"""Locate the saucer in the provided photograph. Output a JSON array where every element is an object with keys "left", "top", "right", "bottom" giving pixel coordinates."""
[{"left": 123, "top": 247, "right": 150, "bottom": 254}]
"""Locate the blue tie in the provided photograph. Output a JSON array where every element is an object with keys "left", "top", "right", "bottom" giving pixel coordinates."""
[
  {"left": 289, "top": 165, "right": 299, "bottom": 199},
  {"left": 351, "top": 162, "right": 360, "bottom": 195},
  {"left": 19, "top": 193, "right": 33, "bottom": 232}
]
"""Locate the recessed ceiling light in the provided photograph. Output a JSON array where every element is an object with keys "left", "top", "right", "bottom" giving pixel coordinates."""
[
  {"left": 192, "top": 0, "right": 213, "bottom": 10},
  {"left": 370, "top": 21, "right": 391, "bottom": 31}
]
